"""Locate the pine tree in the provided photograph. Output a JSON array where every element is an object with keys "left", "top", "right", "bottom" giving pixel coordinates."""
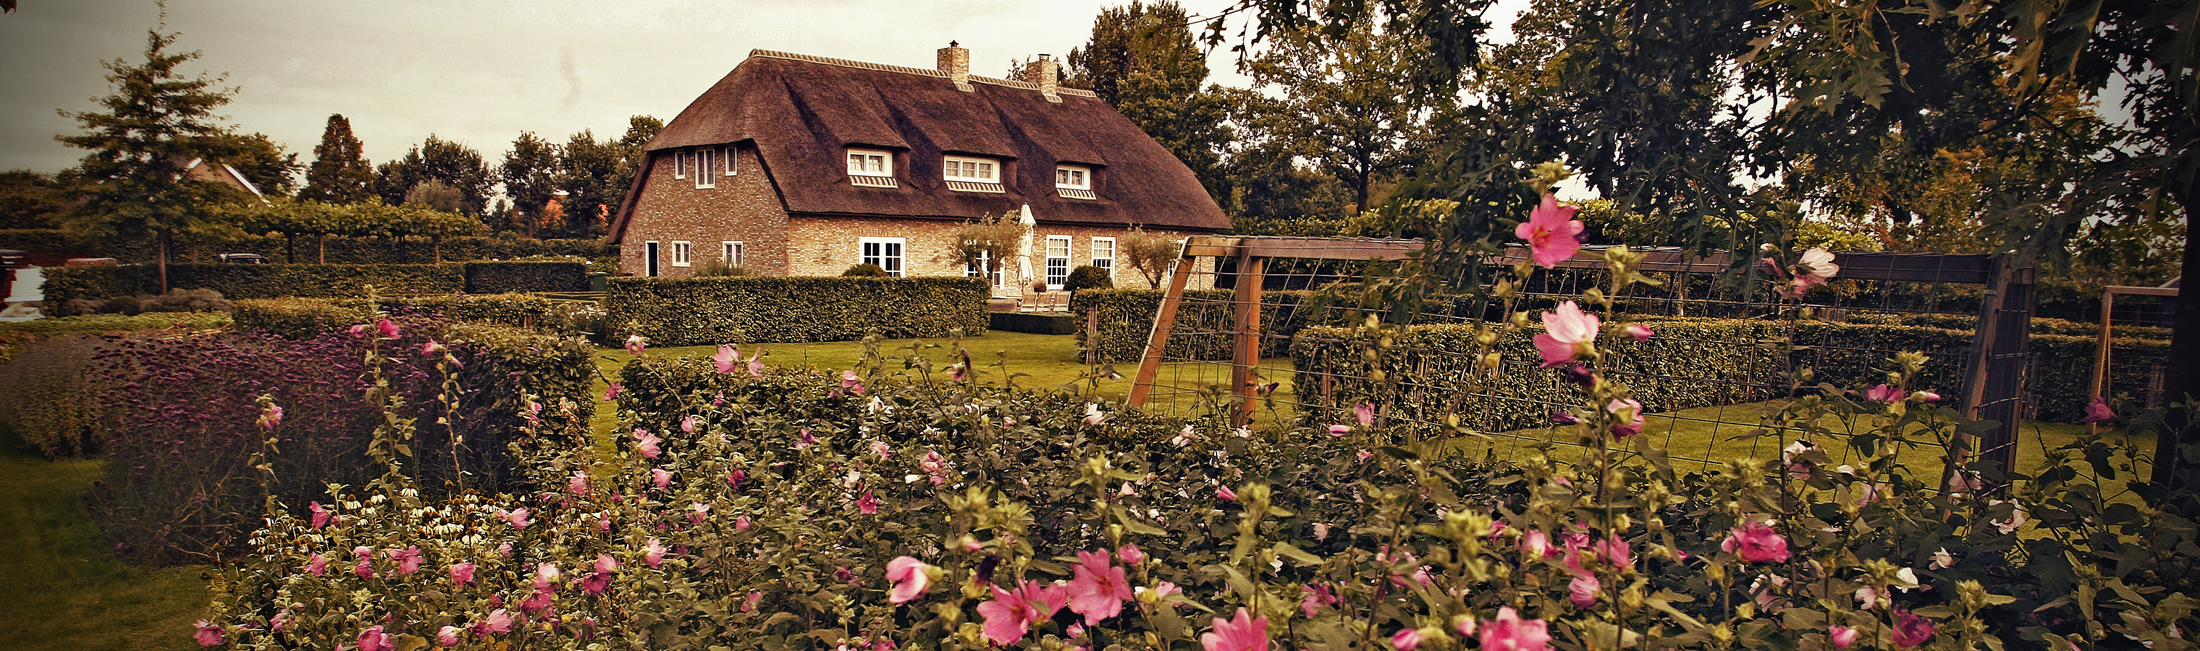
[
  {"left": 56, "top": 19, "right": 244, "bottom": 293},
  {"left": 300, "top": 114, "right": 374, "bottom": 204}
]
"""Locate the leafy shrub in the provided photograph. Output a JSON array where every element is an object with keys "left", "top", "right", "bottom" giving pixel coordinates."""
[
  {"left": 1062, "top": 265, "right": 1114, "bottom": 293},
  {"left": 0, "top": 311, "right": 231, "bottom": 340},
  {"left": 0, "top": 335, "right": 106, "bottom": 457},
  {"left": 696, "top": 259, "right": 749, "bottom": 277},
  {"left": 86, "top": 316, "right": 595, "bottom": 564},
  {"left": 606, "top": 276, "right": 989, "bottom": 345},
  {"left": 843, "top": 263, "right": 891, "bottom": 277},
  {"left": 990, "top": 311, "right": 1079, "bottom": 335},
  {"left": 462, "top": 261, "right": 589, "bottom": 293},
  {"left": 51, "top": 287, "right": 233, "bottom": 316},
  {"left": 229, "top": 299, "right": 373, "bottom": 339}
]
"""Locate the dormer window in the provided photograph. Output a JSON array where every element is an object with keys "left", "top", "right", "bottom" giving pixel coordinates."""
[
  {"left": 847, "top": 148, "right": 897, "bottom": 188},
  {"left": 1056, "top": 165, "right": 1095, "bottom": 200},
  {"left": 944, "top": 155, "right": 1005, "bottom": 193}
]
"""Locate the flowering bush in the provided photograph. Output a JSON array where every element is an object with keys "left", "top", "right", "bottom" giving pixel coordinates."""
[{"left": 192, "top": 166, "right": 2200, "bottom": 649}]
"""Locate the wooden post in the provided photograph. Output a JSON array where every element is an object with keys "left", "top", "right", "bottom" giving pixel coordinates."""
[
  {"left": 1230, "top": 250, "right": 1266, "bottom": 429},
  {"left": 1950, "top": 256, "right": 2034, "bottom": 490},
  {"left": 1127, "top": 256, "right": 1197, "bottom": 409},
  {"left": 1085, "top": 305, "right": 1100, "bottom": 366},
  {"left": 2090, "top": 290, "right": 2117, "bottom": 436}
]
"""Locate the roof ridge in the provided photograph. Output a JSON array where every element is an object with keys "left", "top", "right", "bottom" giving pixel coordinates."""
[{"left": 746, "top": 49, "right": 1098, "bottom": 98}]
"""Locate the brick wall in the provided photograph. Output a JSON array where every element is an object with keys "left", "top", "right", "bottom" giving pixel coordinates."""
[
  {"left": 618, "top": 144, "right": 789, "bottom": 278},
  {"left": 784, "top": 216, "right": 1209, "bottom": 290}
]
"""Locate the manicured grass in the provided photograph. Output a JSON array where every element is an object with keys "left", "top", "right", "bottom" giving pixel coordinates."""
[{"left": 0, "top": 428, "right": 204, "bottom": 651}]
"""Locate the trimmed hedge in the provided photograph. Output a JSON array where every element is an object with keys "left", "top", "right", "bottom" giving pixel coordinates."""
[
  {"left": 990, "top": 311, "right": 1080, "bottom": 335},
  {"left": 70, "top": 233, "right": 615, "bottom": 266},
  {"left": 44, "top": 261, "right": 594, "bottom": 302},
  {"left": 1071, "top": 288, "right": 1321, "bottom": 364},
  {"left": 1845, "top": 311, "right": 2174, "bottom": 341},
  {"left": 605, "top": 275, "right": 989, "bottom": 345},
  {"left": 1292, "top": 317, "right": 2167, "bottom": 429},
  {"left": 233, "top": 294, "right": 562, "bottom": 339},
  {"left": 462, "top": 261, "right": 589, "bottom": 294}
]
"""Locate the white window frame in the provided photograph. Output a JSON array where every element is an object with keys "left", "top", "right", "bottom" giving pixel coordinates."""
[
  {"left": 847, "top": 148, "right": 893, "bottom": 176},
  {"left": 1055, "top": 165, "right": 1090, "bottom": 189},
  {"left": 859, "top": 236, "right": 906, "bottom": 277},
  {"left": 1090, "top": 236, "right": 1116, "bottom": 278},
  {"left": 673, "top": 151, "right": 688, "bottom": 179},
  {"left": 942, "top": 156, "right": 998, "bottom": 183},
  {"left": 694, "top": 149, "right": 717, "bottom": 189},
  {"left": 724, "top": 147, "right": 738, "bottom": 176},
  {"left": 722, "top": 241, "right": 745, "bottom": 267},
  {"left": 1044, "top": 235, "right": 1072, "bottom": 287},
  {"left": 671, "top": 241, "right": 692, "bottom": 267},
  {"left": 965, "top": 250, "right": 1005, "bottom": 287}
]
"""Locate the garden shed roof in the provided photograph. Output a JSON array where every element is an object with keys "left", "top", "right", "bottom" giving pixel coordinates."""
[{"left": 608, "top": 49, "right": 1228, "bottom": 241}]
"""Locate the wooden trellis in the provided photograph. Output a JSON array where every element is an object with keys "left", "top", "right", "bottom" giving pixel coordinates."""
[{"left": 1125, "top": 235, "right": 2037, "bottom": 477}]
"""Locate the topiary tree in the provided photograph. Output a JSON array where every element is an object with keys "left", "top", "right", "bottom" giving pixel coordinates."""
[
  {"left": 1121, "top": 226, "right": 1181, "bottom": 287},
  {"left": 1063, "top": 265, "right": 1114, "bottom": 293},
  {"left": 842, "top": 263, "right": 890, "bottom": 277}
]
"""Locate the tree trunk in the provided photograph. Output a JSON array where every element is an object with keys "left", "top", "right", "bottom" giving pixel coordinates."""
[
  {"left": 156, "top": 228, "right": 171, "bottom": 294},
  {"left": 286, "top": 232, "right": 296, "bottom": 264},
  {"left": 318, "top": 233, "right": 327, "bottom": 264},
  {"left": 2152, "top": 166, "right": 2198, "bottom": 490}
]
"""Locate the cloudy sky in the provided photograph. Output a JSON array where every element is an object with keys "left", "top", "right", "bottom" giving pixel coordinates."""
[{"left": 0, "top": 0, "right": 1530, "bottom": 177}]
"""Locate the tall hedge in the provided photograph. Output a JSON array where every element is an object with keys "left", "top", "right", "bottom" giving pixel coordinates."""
[
  {"left": 462, "top": 261, "right": 589, "bottom": 294},
  {"left": 1070, "top": 288, "right": 1321, "bottom": 363},
  {"left": 49, "top": 233, "right": 614, "bottom": 266},
  {"left": 232, "top": 294, "right": 563, "bottom": 339},
  {"left": 605, "top": 275, "right": 989, "bottom": 345}
]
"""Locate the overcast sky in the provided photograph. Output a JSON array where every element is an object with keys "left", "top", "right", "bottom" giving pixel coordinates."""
[{"left": 0, "top": 0, "right": 1531, "bottom": 178}]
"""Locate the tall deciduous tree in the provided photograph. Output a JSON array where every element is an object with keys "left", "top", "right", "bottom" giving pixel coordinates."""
[
  {"left": 555, "top": 129, "right": 620, "bottom": 238},
  {"left": 374, "top": 135, "right": 491, "bottom": 220},
  {"left": 1066, "top": 1, "right": 1234, "bottom": 199},
  {"left": 1244, "top": 19, "right": 1431, "bottom": 212},
  {"left": 55, "top": 24, "right": 246, "bottom": 292},
  {"left": 499, "top": 131, "right": 559, "bottom": 236},
  {"left": 300, "top": 114, "right": 374, "bottom": 204}
]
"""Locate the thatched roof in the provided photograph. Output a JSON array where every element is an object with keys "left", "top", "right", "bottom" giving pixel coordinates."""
[{"left": 608, "top": 49, "right": 1229, "bottom": 243}]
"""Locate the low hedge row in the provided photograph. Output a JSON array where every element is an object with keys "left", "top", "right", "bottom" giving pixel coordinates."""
[
  {"left": 18, "top": 232, "right": 615, "bottom": 266},
  {"left": 1292, "top": 317, "right": 2169, "bottom": 429},
  {"left": 232, "top": 294, "right": 563, "bottom": 339},
  {"left": 43, "top": 261, "right": 589, "bottom": 302},
  {"left": 462, "top": 260, "right": 590, "bottom": 294},
  {"left": 989, "top": 311, "right": 1079, "bottom": 335},
  {"left": 1845, "top": 311, "right": 2174, "bottom": 341},
  {"left": 1070, "top": 288, "right": 1323, "bottom": 363},
  {"left": 604, "top": 276, "right": 989, "bottom": 345}
]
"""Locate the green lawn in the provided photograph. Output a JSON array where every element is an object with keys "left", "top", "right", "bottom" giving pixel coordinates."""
[{"left": 0, "top": 428, "right": 203, "bottom": 651}]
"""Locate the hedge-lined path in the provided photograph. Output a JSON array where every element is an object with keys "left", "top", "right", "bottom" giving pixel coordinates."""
[{"left": 0, "top": 427, "right": 202, "bottom": 651}]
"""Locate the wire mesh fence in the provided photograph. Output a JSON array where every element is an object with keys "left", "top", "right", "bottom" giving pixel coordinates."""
[{"left": 1119, "top": 236, "right": 2048, "bottom": 473}]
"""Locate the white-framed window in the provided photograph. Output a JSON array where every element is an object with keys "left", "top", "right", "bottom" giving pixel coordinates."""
[
  {"left": 859, "top": 237, "right": 906, "bottom": 277},
  {"left": 724, "top": 147, "right": 738, "bottom": 176},
  {"left": 722, "top": 241, "right": 745, "bottom": 267},
  {"left": 1044, "top": 235, "right": 1071, "bottom": 287},
  {"left": 673, "top": 151, "right": 688, "bottom": 179},
  {"left": 1091, "top": 236, "right": 1115, "bottom": 277},
  {"left": 965, "top": 251, "right": 1005, "bottom": 287},
  {"left": 1055, "top": 166, "right": 1090, "bottom": 189},
  {"left": 943, "top": 156, "right": 997, "bottom": 182},
  {"left": 847, "top": 149, "right": 893, "bottom": 176},
  {"left": 694, "top": 149, "right": 717, "bottom": 188},
  {"left": 671, "top": 241, "right": 692, "bottom": 267}
]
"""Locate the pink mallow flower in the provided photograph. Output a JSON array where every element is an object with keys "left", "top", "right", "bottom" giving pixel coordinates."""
[
  {"left": 841, "top": 369, "right": 866, "bottom": 395},
  {"left": 681, "top": 415, "right": 699, "bottom": 434},
  {"left": 1354, "top": 402, "right": 1376, "bottom": 427},
  {"left": 1830, "top": 626, "right": 1860, "bottom": 649},
  {"left": 1607, "top": 398, "right": 1645, "bottom": 439},
  {"left": 305, "top": 552, "right": 328, "bottom": 576},
  {"left": 1892, "top": 608, "right": 1936, "bottom": 648},
  {"left": 1328, "top": 424, "right": 1350, "bottom": 436},
  {"left": 1392, "top": 628, "right": 1423, "bottom": 651},
  {"left": 713, "top": 345, "right": 741, "bottom": 373},
  {"left": 1201, "top": 608, "right": 1271, "bottom": 651},
  {"left": 502, "top": 507, "right": 531, "bottom": 529},
  {"left": 652, "top": 467, "right": 672, "bottom": 490},
  {"left": 634, "top": 429, "right": 661, "bottom": 458},
  {"left": 624, "top": 334, "right": 646, "bottom": 356},
  {"left": 569, "top": 469, "right": 589, "bottom": 495},
  {"left": 2082, "top": 397, "right": 2114, "bottom": 424},
  {"left": 643, "top": 538, "right": 667, "bottom": 568},
  {"left": 1533, "top": 301, "right": 1599, "bottom": 367},
  {"left": 1068, "top": 549, "right": 1134, "bottom": 624},
  {"left": 1515, "top": 193, "right": 1585, "bottom": 268},
  {"left": 194, "top": 620, "right": 224, "bottom": 647},
  {"left": 603, "top": 383, "right": 621, "bottom": 401},
  {"left": 1479, "top": 606, "right": 1552, "bottom": 651},
  {"left": 450, "top": 561, "right": 476, "bottom": 586},
  {"left": 1568, "top": 573, "right": 1601, "bottom": 607},
  {"left": 388, "top": 546, "right": 423, "bottom": 574},
  {"left": 1118, "top": 544, "right": 1145, "bottom": 565},
  {"left": 1216, "top": 485, "right": 1239, "bottom": 502},
  {"left": 309, "top": 501, "right": 331, "bottom": 529},
  {"left": 353, "top": 546, "right": 374, "bottom": 577},
  {"left": 979, "top": 581, "right": 1068, "bottom": 646},
  {"left": 376, "top": 319, "right": 401, "bottom": 339},
  {"left": 438, "top": 625, "right": 463, "bottom": 647},
  {"left": 1626, "top": 323, "right": 1653, "bottom": 342},
  {"left": 483, "top": 608, "right": 514, "bottom": 634},
  {"left": 857, "top": 491, "right": 879, "bottom": 515},
  {"left": 358, "top": 625, "right": 393, "bottom": 651},
  {"left": 1722, "top": 521, "right": 1792, "bottom": 563},
  {"left": 1864, "top": 384, "right": 1906, "bottom": 403},
  {"left": 885, "top": 556, "right": 932, "bottom": 604}
]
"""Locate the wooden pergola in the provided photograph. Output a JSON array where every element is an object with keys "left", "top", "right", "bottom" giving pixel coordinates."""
[{"left": 1124, "top": 235, "right": 2036, "bottom": 476}]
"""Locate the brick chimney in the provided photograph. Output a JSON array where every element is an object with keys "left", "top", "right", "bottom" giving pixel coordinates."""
[
  {"left": 937, "top": 41, "right": 971, "bottom": 91},
  {"left": 1025, "top": 54, "right": 1059, "bottom": 102}
]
